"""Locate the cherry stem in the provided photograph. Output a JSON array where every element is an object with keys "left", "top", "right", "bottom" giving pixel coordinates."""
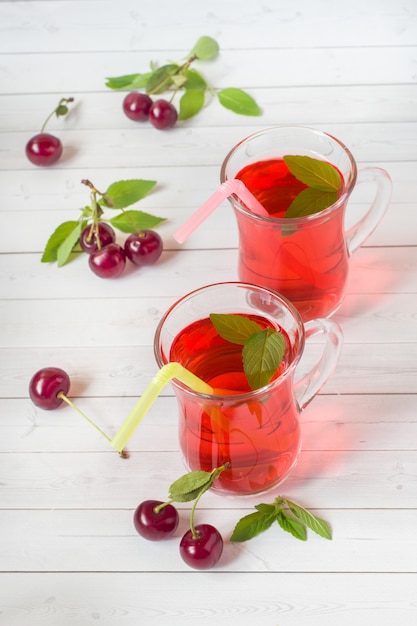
[
  {"left": 57, "top": 392, "right": 113, "bottom": 444},
  {"left": 147, "top": 55, "right": 198, "bottom": 97},
  {"left": 189, "top": 463, "right": 230, "bottom": 539},
  {"left": 40, "top": 97, "right": 74, "bottom": 133},
  {"left": 81, "top": 180, "right": 106, "bottom": 249}
]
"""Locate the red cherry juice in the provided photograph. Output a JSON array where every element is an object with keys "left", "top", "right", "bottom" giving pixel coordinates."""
[
  {"left": 234, "top": 158, "right": 348, "bottom": 320},
  {"left": 169, "top": 314, "right": 301, "bottom": 495}
]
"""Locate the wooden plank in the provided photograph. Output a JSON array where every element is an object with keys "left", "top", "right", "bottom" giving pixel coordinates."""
[
  {"left": 0, "top": 507, "right": 416, "bottom": 573},
  {"left": 0, "top": 572, "right": 416, "bottom": 625}
]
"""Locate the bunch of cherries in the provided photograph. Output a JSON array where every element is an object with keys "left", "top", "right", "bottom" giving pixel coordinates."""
[
  {"left": 29, "top": 365, "right": 224, "bottom": 570},
  {"left": 134, "top": 500, "right": 223, "bottom": 570},
  {"left": 122, "top": 92, "right": 178, "bottom": 130},
  {"left": 80, "top": 221, "right": 163, "bottom": 279}
]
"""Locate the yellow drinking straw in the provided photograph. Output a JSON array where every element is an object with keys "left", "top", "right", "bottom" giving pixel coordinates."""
[{"left": 110, "top": 362, "right": 214, "bottom": 454}]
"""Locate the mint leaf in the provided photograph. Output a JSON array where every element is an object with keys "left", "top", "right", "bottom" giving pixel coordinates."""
[
  {"left": 217, "top": 88, "right": 261, "bottom": 116},
  {"left": 285, "top": 188, "right": 338, "bottom": 218},
  {"left": 109, "top": 210, "right": 165, "bottom": 234},
  {"left": 102, "top": 179, "right": 157, "bottom": 209},
  {"left": 146, "top": 64, "right": 179, "bottom": 94},
  {"left": 243, "top": 328, "right": 285, "bottom": 390},
  {"left": 105, "top": 73, "right": 152, "bottom": 90},
  {"left": 210, "top": 313, "right": 262, "bottom": 345},
  {"left": 284, "top": 499, "right": 332, "bottom": 540},
  {"left": 178, "top": 89, "right": 205, "bottom": 120},
  {"left": 230, "top": 508, "right": 277, "bottom": 542},
  {"left": 188, "top": 36, "right": 219, "bottom": 61},
  {"left": 41, "top": 220, "right": 82, "bottom": 263},
  {"left": 276, "top": 511, "right": 307, "bottom": 541},
  {"left": 231, "top": 496, "right": 332, "bottom": 543},
  {"left": 284, "top": 155, "right": 341, "bottom": 192}
]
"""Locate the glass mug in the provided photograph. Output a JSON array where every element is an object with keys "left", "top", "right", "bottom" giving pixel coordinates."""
[
  {"left": 220, "top": 125, "right": 392, "bottom": 322},
  {"left": 154, "top": 282, "right": 343, "bottom": 496}
]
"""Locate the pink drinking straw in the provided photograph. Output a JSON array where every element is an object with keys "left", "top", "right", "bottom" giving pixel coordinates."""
[{"left": 173, "top": 179, "right": 269, "bottom": 244}]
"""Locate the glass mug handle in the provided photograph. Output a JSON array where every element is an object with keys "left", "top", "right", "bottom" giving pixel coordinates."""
[
  {"left": 346, "top": 167, "right": 392, "bottom": 254},
  {"left": 294, "top": 318, "right": 343, "bottom": 411}
]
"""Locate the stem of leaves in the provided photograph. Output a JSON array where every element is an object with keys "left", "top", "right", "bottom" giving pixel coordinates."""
[{"left": 40, "top": 97, "right": 74, "bottom": 133}]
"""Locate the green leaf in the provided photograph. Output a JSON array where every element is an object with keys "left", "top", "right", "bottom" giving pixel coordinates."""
[
  {"left": 209, "top": 313, "right": 262, "bottom": 345},
  {"left": 178, "top": 89, "right": 206, "bottom": 120},
  {"left": 146, "top": 64, "right": 179, "bottom": 94},
  {"left": 285, "top": 188, "right": 338, "bottom": 218},
  {"left": 276, "top": 511, "right": 307, "bottom": 541},
  {"left": 168, "top": 469, "right": 213, "bottom": 502},
  {"left": 102, "top": 179, "right": 157, "bottom": 209},
  {"left": 41, "top": 220, "right": 81, "bottom": 264},
  {"left": 109, "top": 210, "right": 165, "bottom": 234},
  {"left": 284, "top": 499, "right": 332, "bottom": 540},
  {"left": 230, "top": 508, "right": 277, "bottom": 542},
  {"left": 284, "top": 155, "right": 342, "bottom": 192},
  {"left": 217, "top": 88, "right": 261, "bottom": 116},
  {"left": 105, "top": 73, "right": 152, "bottom": 90},
  {"left": 188, "top": 36, "right": 219, "bottom": 61},
  {"left": 243, "top": 328, "right": 285, "bottom": 390},
  {"left": 183, "top": 68, "right": 207, "bottom": 90},
  {"left": 56, "top": 222, "right": 83, "bottom": 267}
]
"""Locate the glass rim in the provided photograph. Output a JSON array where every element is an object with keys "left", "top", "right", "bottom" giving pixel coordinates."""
[
  {"left": 220, "top": 124, "right": 358, "bottom": 224},
  {"left": 153, "top": 281, "right": 305, "bottom": 402}
]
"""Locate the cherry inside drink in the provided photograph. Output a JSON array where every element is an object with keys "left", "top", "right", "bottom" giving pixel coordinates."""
[
  {"left": 234, "top": 157, "right": 347, "bottom": 321},
  {"left": 169, "top": 313, "right": 302, "bottom": 495}
]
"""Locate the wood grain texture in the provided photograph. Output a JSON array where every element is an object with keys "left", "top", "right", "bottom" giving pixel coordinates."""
[{"left": 1, "top": 0, "right": 417, "bottom": 623}]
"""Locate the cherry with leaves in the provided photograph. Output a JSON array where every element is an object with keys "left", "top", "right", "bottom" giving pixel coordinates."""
[
  {"left": 108, "top": 36, "right": 261, "bottom": 130},
  {"left": 26, "top": 97, "right": 74, "bottom": 166},
  {"left": 41, "top": 177, "right": 165, "bottom": 277}
]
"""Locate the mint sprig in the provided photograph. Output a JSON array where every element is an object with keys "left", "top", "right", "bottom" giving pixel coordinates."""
[
  {"left": 105, "top": 36, "right": 261, "bottom": 120},
  {"left": 41, "top": 178, "right": 164, "bottom": 267},
  {"left": 283, "top": 155, "right": 342, "bottom": 218},
  {"left": 230, "top": 496, "right": 332, "bottom": 542},
  {"left": 209, "top": 313, "right": 285, "bottom": 391}
]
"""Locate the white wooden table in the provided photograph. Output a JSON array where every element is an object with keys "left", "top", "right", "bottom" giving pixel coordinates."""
[{"left": 1, "top": 1, "right": 417, "bottom": 623}]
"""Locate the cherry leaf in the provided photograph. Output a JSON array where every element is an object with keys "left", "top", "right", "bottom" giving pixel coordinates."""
[
  {"left": 105, "top": 73, "right": 152, "bottom": 90},
  {"left": 284, "top": 155, "right": 342, "bottom": 192},
  {"left": 168, "top": 470, "right": 213, "bottom": 502},
  {"left": 146, "top": 64, "right": 179, "bottom": 95},
  {"left": 217, "top": 88, "right": 261, "bottom": 116},
  {"left": 243, "top": 328, "right": 285, "bottom": 390},
  {"left": 56, "top": 222, "right": 83, "bottom": 267},
  {"left": 188, "top": 36, "right": 219, "bottom": 61},
  {"left": 183, "top": 68, "right": 207, "bottom": 90},
  {"left": 210, "top": 313, "right": 263, "bottom": 345},
  {"left": 178, "top": 89, "right": 206, "bottom": 120},
  {"left": 285, "top": 188, "right": 338, "bottom": 218},
  {"left": 41, "top": 220, "right": 82, "bottom": 264},
  {"left": 102, "top": 179, "right": 157, "bottom": 209},
  {"left": 109, "top": 210, "right": 165, "bottom": 234}
]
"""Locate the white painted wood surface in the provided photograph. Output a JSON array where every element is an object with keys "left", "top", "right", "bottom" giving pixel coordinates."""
[{"left": 1, "top": 1, "right": 416, "bottom": 623}]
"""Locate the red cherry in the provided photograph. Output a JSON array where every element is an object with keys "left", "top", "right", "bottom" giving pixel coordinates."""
[
  {"left": 133, "top": 500, "right": 179, "bottom": 541},
  {"left": 89, "top": 243, "right": 126, "bottom": 279},
  {"left": 29, "top": 367, "right": 70, "bottom": 410},
  {"left": 124, "top": 230, "right": 163, "bottom": 266},
  {"left": 25, "top": 133, "right": 63, "bottom": 166},
  {"left": 148, "top": 99, "right": 178, "bottom": 130},
  {"left": 123, "top": 92, "right": 153, "bottom": 121},
  {"left": 179, "top": 524, "right": 223, "bottom": 570},
  {"left": 79, "top": 223, "right": 116, "bottom": 254}
]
